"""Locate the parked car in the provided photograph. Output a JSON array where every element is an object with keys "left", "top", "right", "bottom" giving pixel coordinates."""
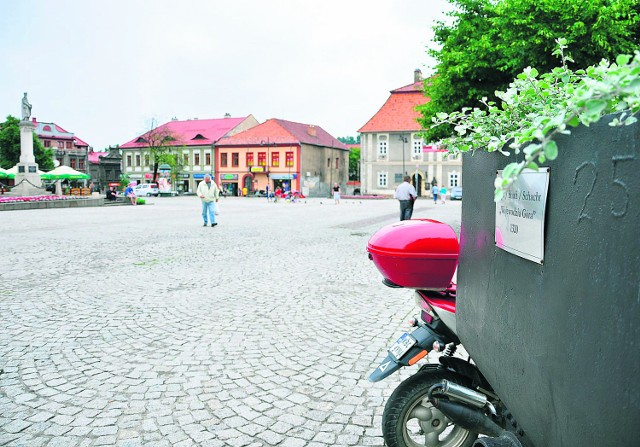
[
  {"left": 450, "top": 186, "right": 463, "bottom": 200},
  {"left": 133, "top": 183, "right": 159, "bottom": 197}
]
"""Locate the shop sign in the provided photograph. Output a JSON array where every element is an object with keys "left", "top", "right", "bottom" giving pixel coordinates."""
[
  {"left": 193, "top": 173, "right": 209, "bottom": 179},
  {"left": 270, "top": 174, "right": 297, "bottom": 180},
  {"left": 108, "top": 182, "right": 120, "bottom": 187},
  {"left": 495, "top": 168, "right": 550, "bottom": 264},
  {"left": 250, "top": 166, "right": 266, "bottom": 173},
  {"left": 220, "top": 174, "right": 238, "bottom": 180},
  {"left": 180, "top": 174, "right": 190, "bottom": 178}
]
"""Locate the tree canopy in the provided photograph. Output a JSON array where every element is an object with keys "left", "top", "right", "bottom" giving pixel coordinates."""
[
  {"left": 0, "top": 115, "right": 54, "bottom": 170},
  {"left": 419, "top": 0, "right": 640, "bottom": 141}
]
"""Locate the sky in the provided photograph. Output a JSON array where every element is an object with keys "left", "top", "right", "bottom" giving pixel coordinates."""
[{"left": 1, "top": 0, "right": 454, "bottom": 151}]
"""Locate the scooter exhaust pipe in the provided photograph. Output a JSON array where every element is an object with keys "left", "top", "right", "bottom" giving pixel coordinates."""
[
  {"left": 473, "top": 431, "right": 523, "bottom": 447},
  {"left": 430, "top": 398, "right": 503, "bottom": 438}
]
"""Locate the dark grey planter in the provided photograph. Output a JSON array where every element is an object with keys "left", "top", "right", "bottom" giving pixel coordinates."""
[{"left": 457, "top": 115, "right": 640, "bottom": 446}]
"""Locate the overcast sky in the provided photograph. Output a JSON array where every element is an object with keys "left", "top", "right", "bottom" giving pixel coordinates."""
[{"left": 1, "top": 0, "right": 454, "bottom": 150}]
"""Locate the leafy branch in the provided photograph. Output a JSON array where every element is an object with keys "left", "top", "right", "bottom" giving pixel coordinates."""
[{"left": 431, "top": 39, "right": 640, "bottom": 201}]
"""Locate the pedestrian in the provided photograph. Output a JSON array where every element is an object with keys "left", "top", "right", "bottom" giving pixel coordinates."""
[
  {"left": 197, "top": 174, "right": 220, "bottom": 227},
  {"left": 440, "top": 186, "right": 447, "bottom": 205},
  {"left": 394, "top": 175, "right": 417, "bottom": 221},
  {"left": 431, "top": 184, "right": 439, "bottom": 204},
  {"left": 266, "top": 184, "right": 270, "bottom": 202},
  {"left": 333, "top": 183, "right": 341, "bottom": 204}
]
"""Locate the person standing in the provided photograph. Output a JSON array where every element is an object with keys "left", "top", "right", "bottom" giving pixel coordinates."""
[
  {"left": 394, "top": 175, "right": 417, "bottom": 221},
  {"left": 333, "top": 183, "right": 341, "bottom": 204},
  {"left": 431, "top": 184, "right": 439, "bottom": 204},
  {"left": 197, "top": 174, "right": 220, "bottom": 227},
  {"left": 440, "top": 185, "right": 447, "bottom": 205}
]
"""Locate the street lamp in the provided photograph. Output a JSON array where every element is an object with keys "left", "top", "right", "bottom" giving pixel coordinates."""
[{"left": 399, "top": 135, "right": 408, "bottom": 177}]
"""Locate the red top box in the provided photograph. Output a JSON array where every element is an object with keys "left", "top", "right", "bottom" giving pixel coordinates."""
[{"left": 367, "top": 219, "right": 459, "bottom": 290}]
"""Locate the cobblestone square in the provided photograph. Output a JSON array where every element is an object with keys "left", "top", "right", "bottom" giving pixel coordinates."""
[{"left": 1, "top": 197, "right": 461, "bottom": 446}]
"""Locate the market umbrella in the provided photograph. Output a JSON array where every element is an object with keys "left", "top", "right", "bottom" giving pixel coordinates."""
[
  {"left": 45, "top": 165, "right": 90, "bottom": 180},
  {"left": 0, "top": 167, "right": 13, "bottom": 179}
]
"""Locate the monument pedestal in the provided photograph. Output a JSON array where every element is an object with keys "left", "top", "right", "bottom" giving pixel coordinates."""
[{"left": 12, "top": 120, "right": 46, "bottom": 196}]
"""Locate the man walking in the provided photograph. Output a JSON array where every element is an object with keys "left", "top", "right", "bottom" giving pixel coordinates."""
[
  {"left": 197, "top": 174, "right": 220, "bottom": 227},
  {"left": 394, "top": 175, "right": 417, "bottom": 221}
]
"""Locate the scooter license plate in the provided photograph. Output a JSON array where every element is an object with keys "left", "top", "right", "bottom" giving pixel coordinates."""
[{"left": 389, "top": 333, "right": 416, "bottom": 360}]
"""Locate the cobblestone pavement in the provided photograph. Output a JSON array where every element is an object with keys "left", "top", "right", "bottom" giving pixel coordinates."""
[{"left": 1, "top": 196, "right": 461, "bottom": 447}]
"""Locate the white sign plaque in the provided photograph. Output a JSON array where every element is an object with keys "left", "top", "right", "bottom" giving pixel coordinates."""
[{"left": 495, "top": 168, "right": 550, "bottom": 264}]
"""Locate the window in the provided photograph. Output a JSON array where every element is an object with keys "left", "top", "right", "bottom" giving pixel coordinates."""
[
  {"left": 135, "top": 154, "right": 141, "bottom": 167},
  {"left": 335, "top": 157, "right": 339, "bottom": 170},
  {"left": 57, "top": 158, "right": 64, "bottom": 166},
  {"left": 70, "top": 158, "right": 77, "bottom": 169},
  {"left": 66, "top": 141, "right": 72, "bottom": 149},
  {"left": 205, "top": 153, "right": 211, "bottom": 165},
  {"left": 246, "top": 152, "right": 254, "bottom": 166},
  {"left": 271, "top": 152, "right": 279, "bottom": 167},
  {"left": 127, "top": 155, "right": 132, "bottom": 166},
  {"left": 144, "top": 154, "right": 150, "bottom": 167},
  {"left": 327, "top": 158, "right": 331, "bottom": 167},
  {"left": 183, "top": 154, "right": 189, "bottom": 165},
  {"left": 221, "top": 153, "right": 228, "bottom": 167},
  {"left": 44, "top": 140, "right": 51, "bottom": 148},
  {"left": 285, "top": 152, "right": 294, "bottom": 167},
  {"left": 78, "top": 159, "right": 85, "bottom": 170},
  {"left": 449, "top": 172, "right": 460, "bottom": 187},
  {"left": 378, "top": 172, "right": 388, "bottom": 187},
  {"left": 377, "top": 135, "right": 388, "bottom": 158},
  {"left": 258, "top": 152, "right": 266, "bottom": 166},
  {"left": 194, "top": 153, "right": 200, "bottom": 166},
  {"left": 43, "top": 125, "right": 52, "bottom": 132},
  {"left": 412, "top": 135, "right": 423, "bottom": 159},
  {"left": 232, "top": 153, "right": 239, "bottom": 167},
  {"left": 394, "top": 173, "right": 403, "bottom": 183}
]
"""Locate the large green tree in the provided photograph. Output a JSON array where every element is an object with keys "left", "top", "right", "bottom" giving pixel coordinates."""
[
  {"left": 419, "top": 0, "right": 640, "bottom": 141},
  {"left": 0, "top": 115, "right": 54, "bottom": 170}
]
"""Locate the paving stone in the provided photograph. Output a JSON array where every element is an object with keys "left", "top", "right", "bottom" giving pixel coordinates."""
[{"left": 0, "top": 198, "right": 461, "bottom": 447}]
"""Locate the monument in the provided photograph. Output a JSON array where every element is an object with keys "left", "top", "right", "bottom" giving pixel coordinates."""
[{"left": 12, "top": 93, "right": 46, "bottom": 196}]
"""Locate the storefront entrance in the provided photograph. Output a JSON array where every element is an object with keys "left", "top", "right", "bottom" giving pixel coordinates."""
[
  {"left": 412, "top": 172, "right": 424, "bottom": 196},
  {"left": 222, "top": 182, "right": 238, "bottom": 196}
]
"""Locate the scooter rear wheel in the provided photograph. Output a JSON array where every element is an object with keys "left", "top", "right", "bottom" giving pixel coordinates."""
[{"left": 382, "top": 368, "right": 478, "bottom": 447}]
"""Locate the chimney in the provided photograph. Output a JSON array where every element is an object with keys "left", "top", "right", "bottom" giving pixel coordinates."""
[
  {"left": 414, "top": 69, "right": 423, "bottom": 83},
  {"left": 307, "top": 125, "right": 317, "bottom": 137}
]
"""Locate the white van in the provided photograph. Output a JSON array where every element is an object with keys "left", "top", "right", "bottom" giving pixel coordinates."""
[{"left": 133, "top": 183, "right": 159, "bottom": 197}]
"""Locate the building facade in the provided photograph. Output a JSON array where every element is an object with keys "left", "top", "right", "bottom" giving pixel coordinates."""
[
  {"left": 358, "top": 70, "right": 462, "bottom": 196},
  {"left": 215, "top": 119, "right": 349, "bottom": 197},
  {"left": 119, "top": 116, "right": 259, "bottom": 192},
  {"left": 87, "top": 148, "right": 123, "bottom": 191},
  {"left": 33, "top": 118, "right": 90, "bottom": 173}
]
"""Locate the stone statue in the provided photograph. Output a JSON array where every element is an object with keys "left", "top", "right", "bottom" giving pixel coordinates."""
[{"left": 21, "top": 92, "right": 32, "bottom": 120}]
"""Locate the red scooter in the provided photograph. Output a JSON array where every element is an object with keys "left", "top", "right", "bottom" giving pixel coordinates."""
[{"left": 367, "top": 219, "right": 527, "bottom": 447}]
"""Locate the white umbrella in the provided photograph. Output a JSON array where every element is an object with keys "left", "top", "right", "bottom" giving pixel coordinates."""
[{"left": 45, "top": 165, "right": 90, "bottom": 180}]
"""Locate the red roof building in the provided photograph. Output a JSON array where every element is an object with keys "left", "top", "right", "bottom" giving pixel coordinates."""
[
  {"left": 358, "top": 70, "right": 462, "bottom": 197},
  {"left": 215, "top": 119, "right": 349, "bottom": 197},
  {"left": 32, "top": 118, "right": 91, "bottom": 173},
  {"left": 120, "top": 115, "right": 258, "bottom": 192}
]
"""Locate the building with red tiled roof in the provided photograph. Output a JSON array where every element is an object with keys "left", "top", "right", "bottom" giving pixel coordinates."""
[
  {"left": 120, "top": 115, "right": 258, "bottom": 192},
  {"left": 358, "top": 70, "right": 462, "bottom": 197},
  {"left": 32, "top": 118, "right": 92, "bottom": 174},
  {"left": 215, "top": 119, "right": 349, "bottom": 197}
]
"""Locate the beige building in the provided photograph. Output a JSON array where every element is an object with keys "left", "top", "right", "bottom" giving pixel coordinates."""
[{"left": 358, "top": 70, "right": 462, "bottom": 196}]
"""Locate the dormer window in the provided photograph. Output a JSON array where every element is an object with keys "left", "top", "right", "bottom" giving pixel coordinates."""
[
  {"left": 192, "top": 134, "right": 206, "bottom": 140},
  {"left": 135, "top": 137, "right": 147, "bottom": 143},
  {"left": 43, "top": 125, "right": 52, "bottom": 132}
]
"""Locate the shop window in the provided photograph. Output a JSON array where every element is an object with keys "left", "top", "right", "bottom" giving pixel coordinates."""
[
  {"left": 258, "top": 152, "right": 266, "bottom": 166},
  {"left": 221, "top": 153, "right": 228, "bottom": 167},
  {"left": 271, "top": 152, "right": 279, "bottom": 167},
  {"left": 286, "top": 152, "right": 294, "bottom": 167},
  {"left": 246, "top": 152, "right": 254, "bottom": 166},
  {"left": 232, "top": 152, "right": 239, "bottom": 167}
]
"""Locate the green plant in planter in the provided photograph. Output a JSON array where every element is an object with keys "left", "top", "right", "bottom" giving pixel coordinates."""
[
  {"left": 136, "top": 198, "right": 145, "bottom": 205},
  {"left": 431, "top": 39, "right": 640, "bottom": 200}
]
